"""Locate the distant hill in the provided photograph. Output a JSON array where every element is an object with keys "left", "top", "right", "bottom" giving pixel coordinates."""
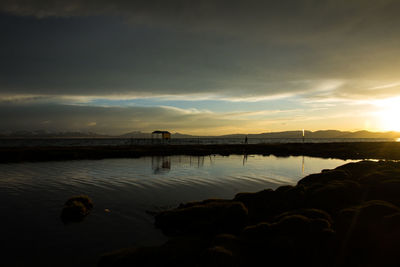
[
  {"left": 197, "top": 130, "right": 400, "bottom": 139},
  {"left": 0, "top": 130, "right": 110, "bottom": 138},
  {"left": 1, "top": 130, "right": 399, "bottom": 139},
  {"left": 118, "top": 131, "right": 152, "bottom": 138},
  {"left": 217, "top": 130, "right": 346, "bottom": 139},
  {"left": 339, "top": 130, "right": 400, "bottom": 139},
  {"left": 118, "top": 131, "right": 194, "bottom": 138}
]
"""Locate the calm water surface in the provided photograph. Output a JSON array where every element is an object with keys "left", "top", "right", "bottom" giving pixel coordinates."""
[{"left": 0, "top": 155, "right": 356, "bottom": 266}]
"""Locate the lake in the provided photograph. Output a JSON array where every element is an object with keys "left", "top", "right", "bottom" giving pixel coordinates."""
[{"left": 0, "top": 155, "right": 356, "bottom": 266}]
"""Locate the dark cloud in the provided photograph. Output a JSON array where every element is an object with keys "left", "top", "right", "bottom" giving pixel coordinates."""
[
  {"left": 2, "top": 1, "right": 400, "bottom": 36},
  {"left": 0, "top": 0, "right": 400, "bottom": 100}
]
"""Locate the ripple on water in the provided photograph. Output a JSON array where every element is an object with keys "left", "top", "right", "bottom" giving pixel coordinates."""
[{"left": 0, "top": 155, "right": 357, "bottom": 267}]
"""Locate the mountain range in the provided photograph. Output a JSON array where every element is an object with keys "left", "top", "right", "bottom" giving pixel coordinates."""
[{"left": 1, "top": 130, "right": 400, "bottom": 139}]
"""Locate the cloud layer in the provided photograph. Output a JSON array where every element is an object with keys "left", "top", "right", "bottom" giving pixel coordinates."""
[
  {"left": 1, "top": 0, "right": 400, "bottom": 100},
  {"left": 1, "top": 1, "right": 399, "bottom": 133}
]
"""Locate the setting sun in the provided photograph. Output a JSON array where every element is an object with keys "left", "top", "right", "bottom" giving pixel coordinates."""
[{"left": 375, "top": 97, "right": 400, "bottom": 132}]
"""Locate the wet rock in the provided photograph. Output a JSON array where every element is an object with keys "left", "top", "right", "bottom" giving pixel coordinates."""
[
  {"left": 240, "top": 211, "right": 335, "bottom": 267},
  {"left": 155, "top": 200, "right": 248, "bottom": 235},
  {"left": 241, "top": 222, "right": 272, "bottom": 244},
  {"left": 178, "top": 198, "right": 233, "bottom": 209},
  {"left": 99, "top": 234, "right": 213, "bottom": 267},
  {"left": 273, "top": 208, "right": 332, "bottom": 225},
  {"left": 335, "top": 160, "right": 382, "bottom": 179},
  {"left": 272, "top": 214, "right": 311, "bottom": 235},
  {"left": 61, "top": 195, "right": 93, "bottom": 223},
  {"left": 336, "top": 200, "right": 400, "bottom": 267},
  {"left": 200, "top": 246, "right": 236, "bottom": 267},
  {"left": 298, "top": 169, "right": 352, "bottom": 187},
  {"left": 233, "top": 189, "right": 275, "bottom": 222},
  {"left": 98, "top": 246, "right": 161, "bottom": 267},
  {"left": 338, "top": 200, "right": 400, "bottom": 231},
  {"left": 367, "top": 180, "right": 400, "bottom": 204},
  {"left": 233, "top": 186, "right": 306, "bottom": 223},
  {"left": 305, "top": 179, "right": 362, "bottom": 212},
  {"left": 211, "top": 234, "right": 242, "bottom": 253}
]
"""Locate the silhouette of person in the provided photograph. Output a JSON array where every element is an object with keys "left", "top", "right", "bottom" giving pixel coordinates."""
[{"left": 245, "top": 136, "right": 248, "bottom": 144}]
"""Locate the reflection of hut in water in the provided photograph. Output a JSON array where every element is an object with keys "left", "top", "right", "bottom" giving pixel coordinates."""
[
  {"left": 152, "top": 130, "right": 171, "bottom": 143},
  {"left": 151, "top": 156, "right": 171, "bottom": 174}
]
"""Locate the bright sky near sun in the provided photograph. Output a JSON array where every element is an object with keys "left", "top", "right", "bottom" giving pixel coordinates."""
[
  {"left": 372, "top": 97, "right": 400, "bottom": 132},
  {"left": 1, "top": 1, "right": 400, "bottom": 135}
]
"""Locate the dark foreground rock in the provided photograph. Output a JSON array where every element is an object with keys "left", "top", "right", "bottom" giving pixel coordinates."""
[
  {"left": 99, "top": 161, "right": 400, "bottom": 267},
  {"left": 61, "top": 195, "right": 93, "bottom": 223},
  {"left": 155, "top": 200, "right": 248, "bottom": 235}
]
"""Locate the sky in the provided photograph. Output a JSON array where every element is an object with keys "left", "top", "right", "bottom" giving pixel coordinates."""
[{"left": 1, "top": 0, "right": 400, "bottom": 135}]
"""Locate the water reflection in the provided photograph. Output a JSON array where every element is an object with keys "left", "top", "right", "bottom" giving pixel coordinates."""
[
  {"left": 243, "top": 154, "right": 248, "bottom": 166},
  {"left": 152, "top": 156, "right": 211, "bottom": 174},
  {"left": 0, "top": 155, "right": 357, "bottom": 267},
  {"left": 151, "top": 154, "right": 311, "bottom": 177},
  {"left": 151, "top": 156, "right": 171, "bottom": 174}
]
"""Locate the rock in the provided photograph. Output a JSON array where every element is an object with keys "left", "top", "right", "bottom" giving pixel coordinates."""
[
  {"left": 273, "top": 208, "right": 332, "bottom": 225},
  {"left": 233, "top": 186, "right": 306, "bottom": 223},
  {"left": 61, "top": 195, "right": 93, "bottom": 223},
  {"left": 240, "top": 222, "right": 272, "bottom": 247},
  {"left": 233, "top": 189, "right": 275, "bottom": 223},
  {"left": 367, "top": 180, "right": 400, "bottom": 204},
  {"left": 99, "top": 234, "right": 212, "bottom": 267},
  {"left": 98, "top": 246, "right": 160, "bottom": 267},
  {"left": 335, "top": 160, "right": 381, "bottom": 179},
  {"left": 298, "top": 169, "right": 352, "bottom": 187},
  {"left": 178, "top": 198, "right": 234, "bottom": 209},
  {"left": 211, "top": 234, "right": 243, "bottom": 253},
  {"left": 336, "top": 200, "right": 400, "bottom": 267},
  {"left": 155, "top": 200, "right": 248, "bottom": 235},
  {"left": 272, "top": 214, "right": 311, "bottom": 235},
  {"left": 200, "top": 246, "right": 236, "bottom": 267},
  {"left": 240, "top": 212, "right": 335, "bottom": 267},
  {"left": 305, "top": 179, "right": 362, "bottom": 212},
  {"left": 338, "top": 200, "right": 400, "bottom": 231}
]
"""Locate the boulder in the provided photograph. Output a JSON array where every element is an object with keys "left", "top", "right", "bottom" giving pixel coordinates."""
[
  {"left": 99, "top": 234, "right": 211, "bottom": 267},
  {"left": 155, "top": 200, "right": 248, "bottom": 235},
  {"left": 61, "top": 195, "right": 93, "bottom": 223},
  {"left": 336, "top": 200, "right": 400, "bottom": 266},
  {"left": 298, "top": 169, "right": 352, "bottom": 187},
  {"left": 305, "top": 180, "right": 362, "bottom": 212}
]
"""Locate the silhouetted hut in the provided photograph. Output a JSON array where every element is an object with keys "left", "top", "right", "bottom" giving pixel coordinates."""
[{"left": 152, "top": 130, "right": 171, "bottom": 141}]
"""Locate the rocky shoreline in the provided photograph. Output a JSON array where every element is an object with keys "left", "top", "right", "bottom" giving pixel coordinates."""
[
  {"left": 1, "top": 142, "right": 400, "bottom": 163},
  {"left": 99, "top": 160, "right": 400, "bottom": 267}
]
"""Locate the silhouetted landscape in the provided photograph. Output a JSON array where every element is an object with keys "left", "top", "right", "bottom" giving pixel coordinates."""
[
  {"left": 2, "top": 0, "right": 400, "bottom": 266},
  {"left": 1, "top": 129, "right": 400, "bottom": 139}
]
